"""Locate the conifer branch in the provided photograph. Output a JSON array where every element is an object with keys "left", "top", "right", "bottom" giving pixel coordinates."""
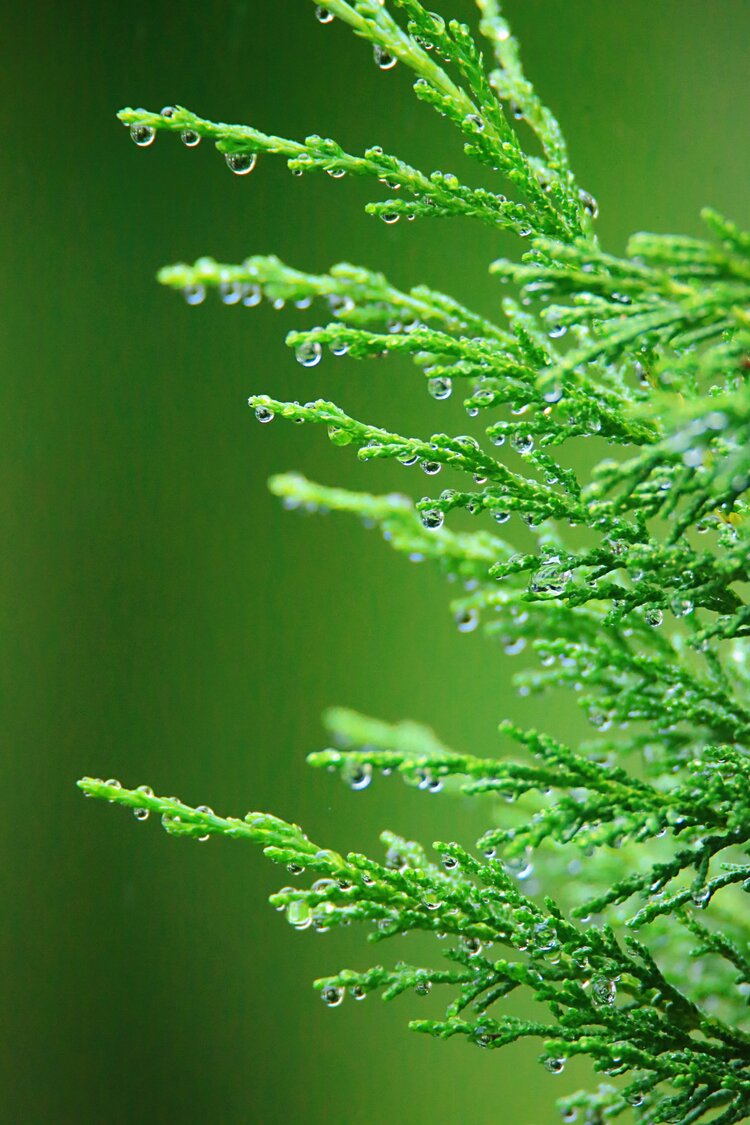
[{"left": 80, "top": 2, "right": 750, "bottom": 1120}]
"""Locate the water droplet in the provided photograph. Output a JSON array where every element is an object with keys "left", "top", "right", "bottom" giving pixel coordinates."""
[
  {"left": 105, "top": 779, "right": 121, "bottom": 789},
  {"left": 254, "top": 406, "right": 275, "bottom": 424},
  {"left": 671, "top": 597, "right": 694, "bottom": 617},
  {"left": 543, "top": 1056, "right": 566, "bottom": 1074},
  {"left": 130, "top": 124, "right": 155, "bottom": 147},
  {"left": 180, "top": 129, "right": 201, "bottom": 147},
  {"left": 385, "top": 848, "right": 407, "bottom": 871},
  {"left": 529, "top": 558, "right": 572, "bottom": 598},
  {"left": 443, "top": 855, "right": 458, "bottom": 870},
  {"left": 160, "top": 106, "right": 177, "bottom": 118},
  {"left": 464, "top": 113, "right": 484, "bottom": 132},
  {"left": 510, "top": 432, "right": 534, "bottom": 454},
  {"left": 315, "top": 5, "right": 334, "bottom": 22},
  {"left": 420, "top": 508, "right": 444, "bottom": 530},
  {"left": 420, "top": 460, "right": 441, "bottom": 475},
  {"left": 455, "top": 608, "right": 479, "bottom": 633},
  {"left": 627, "top": 1092, "right": 645, "bottom": 1107},
  {"left": 510, "top": 101, "right": 524, "bottom": 120},
  {"left": 133, "top": 806, "right": 150, "bottom": 821},
  {"left": 242, "top": 284, "right": 262, "bottom": 307},
  {"left": 644, "top": 608, "right": 663, "bottom": 628},
  {"left": 493, "top": 511, "right": 510, "bottom": 525},
  {"left": 219, "top": 280, "right": 243, "bottom": 305},
  {"left": 578, "top": 189, "right": 599, "bottom": 219},
  {"left": 506, "top": 852, "right": 534, "bottom": 880},
  {"left": 373, "top": 45, "right": 397, "bottom": 70},
  {"left": 415, "top": 977, "right": 432, "bottom": 995},
  {"left": 691, "top": 887, "right": 710, "bottom": 909},
  {"left": 287, "top": 899, "right": 312, "bottom": 930},
  {"left": 427, "top": 376, "right": 452, "bottom": 400},
  {"left": 350, "top": 984, "right": 366, "bottom": 1000},
  {"left": 295, "top": 340, "right": 322, "bottom": 367},
  {"left": 381, "top": 212, "right": 400, "bottom": 224},
  {"left": 462, "top": 936, "right": 482, "bottom": 956},
  {"left": 330, "top": 339, "right": 349, "bottom": 357},
  {"left": 548, "top": 323, "right": 567, "bottom": 339},
  {"left": 561, "top": 1110, "right": 578, "bottom": 1123},
  {"left": 287, "top": 862, "right": 305, "bottom": 875},
  {"left": 182, "top": 284, "right": 206, "bottom": 306},
  {"left": 343, "top": 762, "right": 373, "bottom": 791},
  {"left": 225, "top": 151, "right": 257, "bottom": 175},
  {"left": 194, "top": 804, "right": 213, "bottom": 841},
  {"left": 591, "top": 976, "right": 616, "bottom": 1005}
]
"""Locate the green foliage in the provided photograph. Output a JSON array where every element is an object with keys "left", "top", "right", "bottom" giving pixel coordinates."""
[{"left": 81, "top": 2, "right": 750, "bottom": 1121}]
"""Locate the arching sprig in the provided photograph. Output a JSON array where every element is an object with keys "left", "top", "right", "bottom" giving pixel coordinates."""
[{"left": 81, "top": 3, "right": 750, "bottom": 1122}]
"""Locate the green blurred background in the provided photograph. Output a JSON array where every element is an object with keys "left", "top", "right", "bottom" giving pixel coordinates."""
[{"left": 2, "top": 2, "right": 748, "bottom": 1121}]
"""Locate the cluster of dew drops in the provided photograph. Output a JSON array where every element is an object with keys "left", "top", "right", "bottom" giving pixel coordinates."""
[
  {"left": 128, "top": 94, "right": 604, "bottom": 634},
  {"left": 129, "top": 105, "right": 258, "bottom": 176}
]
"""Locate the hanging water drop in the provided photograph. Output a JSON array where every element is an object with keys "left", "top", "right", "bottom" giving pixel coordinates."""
[
  {"left": 543, "top": 1057, "right": 566, "bottom": 1075},
  {"left": 180, "top": 129, "right": 200, "bottom": 147},
  {"left": 591, "top": 976, "right": 617, "bottom": 1005},
  {"left": 242, "top": 284, "right": 262, "bottom": 307},
  {"left": 160, "top": 106, "right": 177, "bottom": 118},
  {"left": 645, "top": 607, "right": 663, "bottom": 627},
  {"left": 343, "top": 761, "right": 373, "bottom": 791},
  {"left": 415, "top": 977, "right": 432, "bottom": 995},
  {"left": 506, "top": 851, "right": 534, "bottom": 880},
  {"left": 254, "top": 406, "right": 275, "bottom": 424},
  {"left": 286, "top": 899, "right": 312, "bottom": 930},
  {"left": 578, "top": 189, "right": 599, "bottom": 219},
  {"left": 427, "top": 376, "right": 452, "bottom": 400},
  {"left": 350, "top": 985, "right": 366, "bottom": 1000},
  {"left": 315, "top": 5, "right": 334, "bottom": 22},
  {"left": 462, "top": 936, "right": 483, "bottom": 956},
  {"left": 671, "top": 596, "right": 694, "bottom": 617},
  {"left": 330, "top": 339, "right": 349, "bottom": 357},
  {"left": 295, "top": 340, "right": 323, "bottom": 367},
  {"left": 381, "top": 212, "right": 400, "bottom": 224},
  {"left": 420, "top": 508, "right": 444, "bottom": 530},
  {"left": 510, "top": 432, "right": 534, "bottom": 455},
  {"left": 529, "top": 558, "right": 572, "bottom": 598},
  {"left": 493, "top": 511, "right": 510, "bottom": 525},
  {"left": 182, "top": 284, "right": 206, "bottom": 306},
  {"left": 455, "top": 607, "right": 479, "bottom": 633},
  {"left": 420, "top": 460, "right": 441, "bottom": 475},
  {"left": 373, "top": 44, "right": 397, "bottom": 70},
  {"left": 225, "top": 151, "right": 257, "bottom": 175},
  {"left": 219, "top": 280, "right": 243, "bottom": 305},
  {"left": 464, "top": 113, "right": 485, "bottom": 132},
  {"left": 443, "top": 855, "right": 458, "bottom": 870},
  {"left": 130, "top": 124, "right": 155, "bottom": 147}
]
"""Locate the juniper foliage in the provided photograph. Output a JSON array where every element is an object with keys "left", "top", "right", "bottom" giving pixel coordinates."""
[{"left": 80, "top": 2, "right": 750, "bottom": 1121}]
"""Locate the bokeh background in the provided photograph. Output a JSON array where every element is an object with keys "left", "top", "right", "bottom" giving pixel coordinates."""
[{"left": 3, "top": 2, "right": 749, "bottom": 1121}]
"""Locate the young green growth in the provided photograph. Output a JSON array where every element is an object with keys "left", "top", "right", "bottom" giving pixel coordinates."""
[{"left": 81, "top": 2, "right": 750, "bottom": 1121}]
